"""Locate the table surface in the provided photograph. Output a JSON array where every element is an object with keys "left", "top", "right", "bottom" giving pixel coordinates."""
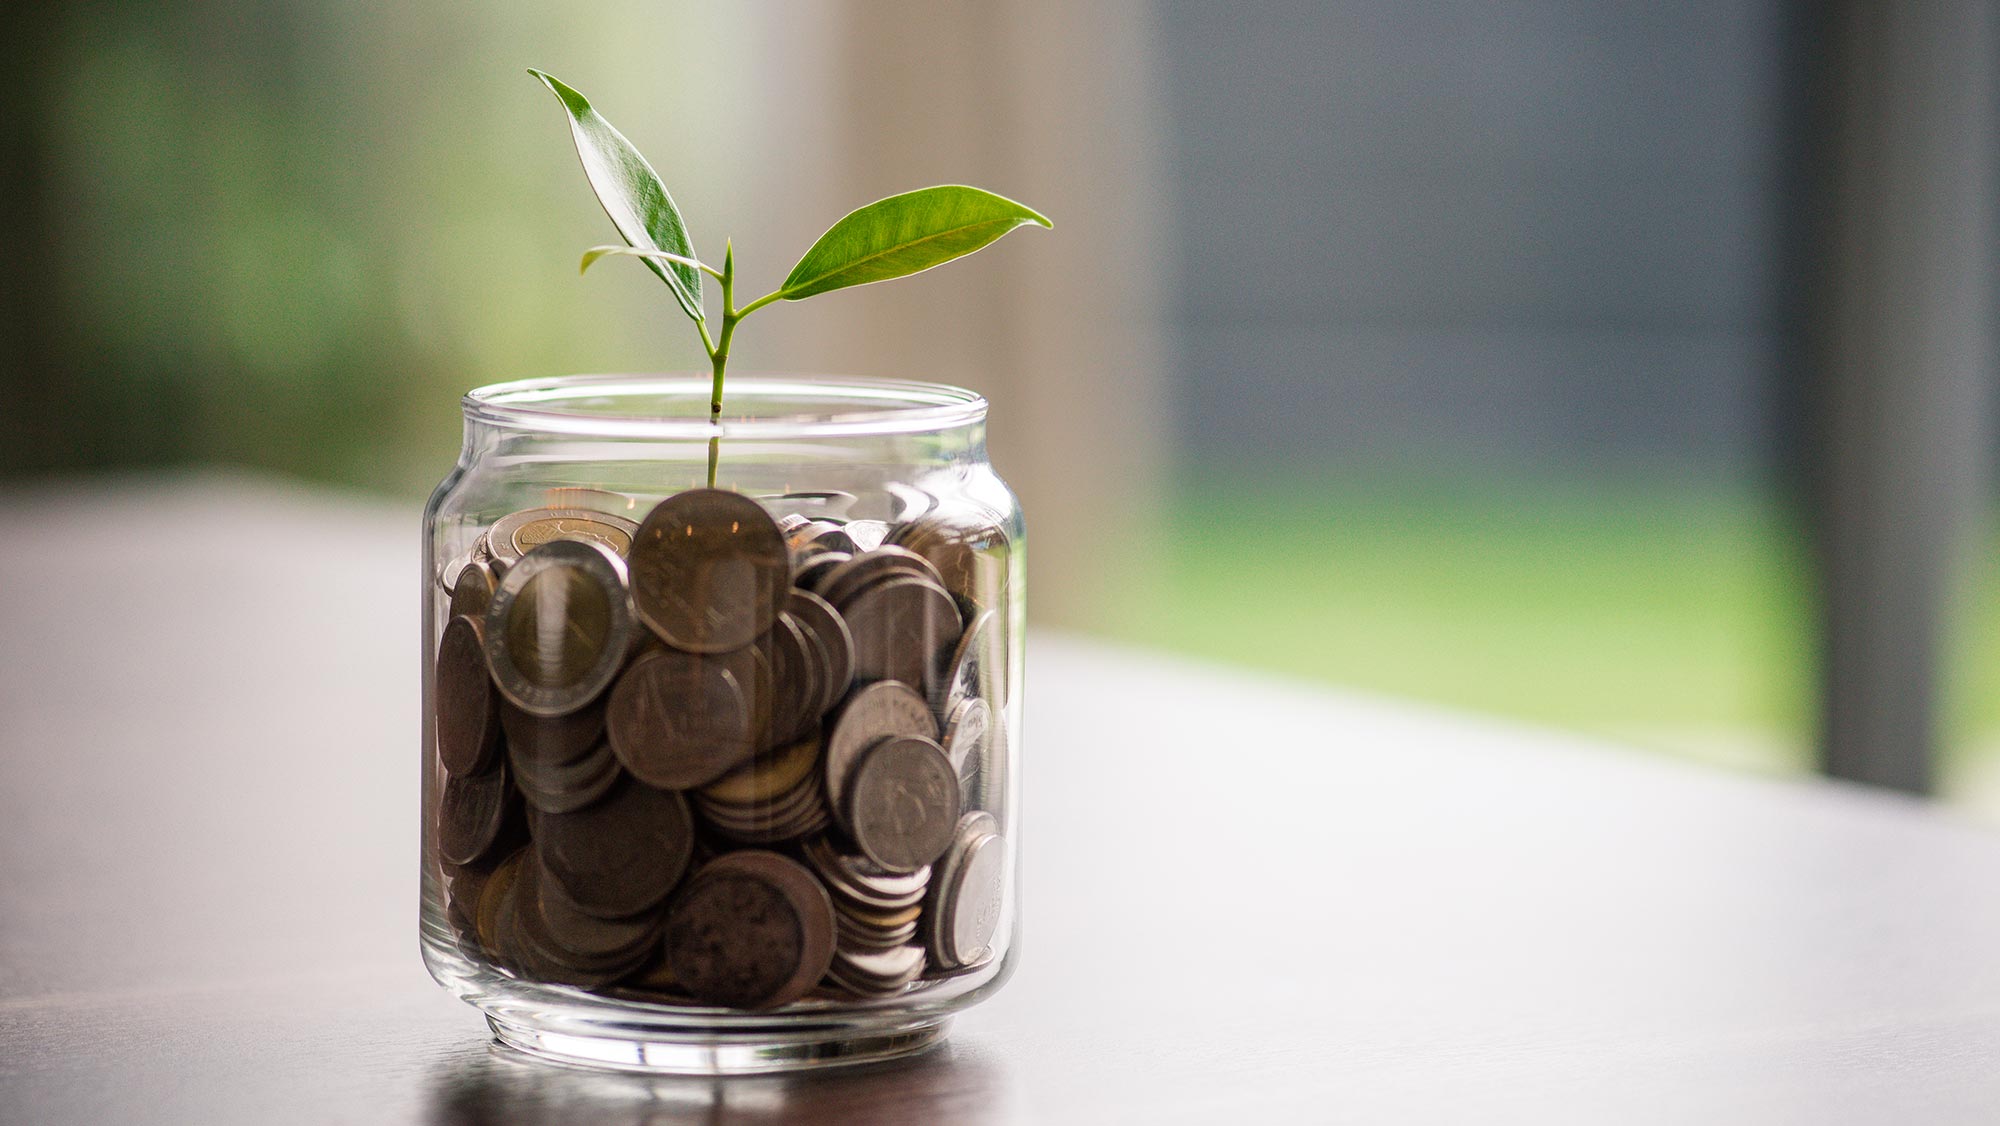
[{"left": 5, "top": 476, "right": 2000, "bottom": 1124}]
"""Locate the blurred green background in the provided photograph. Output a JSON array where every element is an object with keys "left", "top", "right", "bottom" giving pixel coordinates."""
[{"left": 4, "top": 1, "right": 1994, "bottom": 803}]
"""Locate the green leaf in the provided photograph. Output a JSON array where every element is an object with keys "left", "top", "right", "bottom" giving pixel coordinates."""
[
  {"left": 528, "top": 69, "right": 704, "bottom": 321},
  {"left": 780, "top": 185, "right": 1051, "bottom": 301}
]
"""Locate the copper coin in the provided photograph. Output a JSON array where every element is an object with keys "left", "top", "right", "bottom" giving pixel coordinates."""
[
  {"left": 486, "top": 506, "right": 639, "bottom": 566},
  {"left": 628, "top": 488, "right": 789, "bottom": 654},
  {"left": 606, "top": 648, "right": 755, "bottom": 790},
  {"left": 474, "top": 849, "right": 526, "bottom": 958},
  {"left": 510, "top": 738, "right": 622, "bottom": 815},
  {"left": 439, "top": 758, "right": 514, "bottom": 867},
  {"left": 823, "top": 680, "right": 936, "bottom": 814},
  {"left": 499, "top": 696, "right": 606, "bottom": 768},
  {"left": 531, "top": 778, "right": 694, "bottom": 919},
  {"left": 786, "top": 589, "right": 854, "bottom": 715},
  {"left": 448, "top": 558, "right": 498, "bottom": 620},
  {"left": 841, "top": 735, "right": 961, "bottom": 873},
  {"left": 793, "top": 550, "right": 850, "bottom": 592},
  {"left": 841, "top": 575, "right": 963, "bottom": 693},
  {"left": 483, "top": 539, "right": 636, "bottom": 717},
  {"left": 754, "top": 613, "right": 821, "bottom": 748},
  {"left": 889, "top": 508, "right": 1010, "bottom": 610},
  {"left": 815, "top": 546, "right": 945, "bottom": 610},
  {"left": 436, "top": 614, "right": 501, "bottom": 777},
  {"left": 699, "top": 735, "right": 822, "bottom": 806},
  {"left": 520, "top": 856, "right": 664, "bottom": 970},
  {"left": 663, "top": 851, "right": 836, "bottom": 1010}
]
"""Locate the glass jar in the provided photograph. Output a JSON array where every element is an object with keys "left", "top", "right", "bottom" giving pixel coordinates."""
[{"left": 418, "top": 375, "right": 1022, "bottom": 1074}]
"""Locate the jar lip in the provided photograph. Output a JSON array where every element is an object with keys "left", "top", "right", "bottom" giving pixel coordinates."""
[{"left": 463, "top": 374, "right": 988, "bottom": 439}]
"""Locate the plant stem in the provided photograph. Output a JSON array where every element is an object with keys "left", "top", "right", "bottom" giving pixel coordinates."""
[
  {"left": 699, "top": 245, "right": 782, "bottom": 489},
  {"left": 705, "top": 244, "right": 739, "bottom": 488}
]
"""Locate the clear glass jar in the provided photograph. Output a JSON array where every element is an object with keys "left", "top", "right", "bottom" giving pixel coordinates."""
[{"left": 418, "top": 375, "right": 1022, "bottom": 1074}]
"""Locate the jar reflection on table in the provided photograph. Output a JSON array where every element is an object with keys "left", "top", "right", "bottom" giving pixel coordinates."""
[{"left": 418, "top": 376, "right": 1023, "bottom": 1074}]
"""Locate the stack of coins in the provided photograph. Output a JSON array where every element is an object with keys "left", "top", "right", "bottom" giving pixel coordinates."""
[{"left": 433, "top": 486, "right": 1014, "bottom": 1012}]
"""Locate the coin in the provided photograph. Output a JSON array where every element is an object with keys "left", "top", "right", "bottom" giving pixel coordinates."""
[
  {"left": 784, "top": 519, "right": 856, "bottom": 556},
  {"left": 504, "top": 859, "right": 659, "bottom": 987},
  {"left": 448, "top": 558, "right": 499, "bottom": 620},
  {"left": 439, "top": 760, "right": 516, "bottom": 867},
  {"left": 786, "top": 589, "right": 855, "bottom": 714},
  {"left": 510, "top": 738, "right": 623, "bottom": 814},
  {"left": 793, "top": 550, "right": 850, "bottom": 592},
  {"left": 922, "top": 812, "right": 1004, "bottom": 970},
  {"left": 628, "top": 488, "right": 789, "bottom": 654},
  {"left": 436, "top": 614, "right": 501, "bottom": 777},
  {"left": 662, "top": 851, "right": 836, "bottom": 1010},
  {"left": 815, "top": 545, "right": 946, "bottom": 610},
  {"left": 483, "top": 539, "right": 636, "bottom": 717},
  {"left": 802, "top": 836, "right": 931, "bottom": 912},
  {"left": 499, "top": 696, "right": 606, "bottom": 768},
  {"left": 700, "top": 735, "right": 821, "bottom": 806},
  {"left": 841, "top": 575, "right": 963, "bottom": 693},
  {"left": 486, "top": 507, "right": 639, "bottom": 566},
  {"left": 758, "top": 490, "right": 858, "bottom": 520},
  {"left": 531, "top": 778, "right": 694, "bottom": 918},
  {"left": 933, "top": 608, "right": 995, "bottom": 718},
  {"left": 889, "top": 508, "right": 1009, "bottom": 611},
  {"left": 605, "top": 648, "right": 755, "bottom": 790},
  {"left": 475, "top": 849, "right": 527, "bottom": 958},
  {"left": 823, "top": 680, "right": 937, "bottom": 815},
  {"left": 844, "top": 519, "right": 890, "bottom": 553},
  {"left": 754, "top": 613, "right": 822, "bottom": 748},
  {"left": 531, "top": 858, "right": 666, "bottom": 961},
  {"left": 940, "top": 695, "right": 991, "bottom": 796},
  {"left": 841, "top": 735, "right": 961, "bottom": 873},
  {"left": 826, "top": 943, "right": 925, "bottom": 996}
]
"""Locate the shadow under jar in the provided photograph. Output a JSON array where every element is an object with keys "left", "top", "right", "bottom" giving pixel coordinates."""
[{"left": 419, "top": 375, "right": 1022, "bottom": 1074}]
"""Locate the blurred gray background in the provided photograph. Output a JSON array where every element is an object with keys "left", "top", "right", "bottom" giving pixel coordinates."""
[{"left": 4, "top": 0, "right": 1995, "bottom": 802}]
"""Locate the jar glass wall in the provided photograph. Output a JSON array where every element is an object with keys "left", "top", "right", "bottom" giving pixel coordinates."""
[{"left": 418, "top": 375, "right": 1023, "bottom": 1074}]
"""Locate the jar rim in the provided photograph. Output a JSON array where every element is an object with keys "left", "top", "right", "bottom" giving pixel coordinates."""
[{"left": 463, "top": 374, "right": 988, "bottom": 439}]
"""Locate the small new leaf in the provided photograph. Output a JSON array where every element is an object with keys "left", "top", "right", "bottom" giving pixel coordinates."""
[
  {"left": 579, "top": 245, "right": 716, "bottom": 278},
  {"left": 780, "top": 185, "right": 1051, "bottom": 301},
  {"left": 529, "top": 69, "right": 705, "bottom": 322}
]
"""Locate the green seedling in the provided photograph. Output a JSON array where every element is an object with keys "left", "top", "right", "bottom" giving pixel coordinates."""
[{"left": 531, "top": 70, "right": 1052, "bottom": 486}]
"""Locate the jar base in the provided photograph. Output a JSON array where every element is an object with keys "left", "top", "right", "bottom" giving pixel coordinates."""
[{"left": 485, "top": 1011, "right": 953, "bottom": 1075}]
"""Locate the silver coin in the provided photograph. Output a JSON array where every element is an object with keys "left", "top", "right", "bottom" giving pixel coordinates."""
[
  {"left": 482, "top": 539, "right": 636, "bottom": 717},
  {"left": 923, "top": 811, "right": 1003, "bottom": 970},
  {"left": 840, "top": 735, "right": 961, "bottom": 873},
  {"left": 941, "top": 695, "right": 991, "bottom": 799},
  {"left": 486, "top": 507, "right": 640, "bottom": 566},
  {"left": 822, "top": 681, "right": 935, "bottom": 814},
  {"left": 933, "top": 608, "right": 995, "bottom": 718},
  {"left": 828, "top": 943, "right": 925, "bottom": 994},
  {"left": 972, "top": 705, "right": 1010, "bottom": 823},
  {"left": 844, "top": 519, "right": 891, "bottom": 553}
]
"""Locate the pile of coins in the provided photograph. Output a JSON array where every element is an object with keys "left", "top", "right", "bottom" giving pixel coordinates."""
[{"left": 432, "top": 486, "right": 1012, "bottom": 1011}]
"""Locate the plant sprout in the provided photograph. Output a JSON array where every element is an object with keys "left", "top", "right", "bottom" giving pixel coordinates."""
[{"left": 530, "top": 70, "right": 1052, "bottom": 486}]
